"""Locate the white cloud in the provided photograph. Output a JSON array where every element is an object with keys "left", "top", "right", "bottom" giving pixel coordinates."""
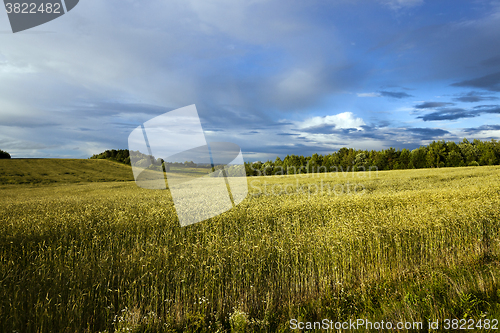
[
  {"left": 298, "top": 112, "right": 366, "bottom": 130},
  {"left": 357, "top": 92, "right": 381, "bottom": 97}
]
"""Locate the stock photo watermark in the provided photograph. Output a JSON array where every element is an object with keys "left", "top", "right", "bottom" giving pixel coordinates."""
[
  {"left": 290, "top": 318, "right": 500, "bottom": 331},
  {"left": 128, "top": 104, "right": 248, "bottom": 227},
  {"left": 3, "top": 0, "right": 79, "bottom": 33},
  {"left": 249, "top": 164, "right": 379, "bottom": 178},
  {"left": 127, "top": 105, "right": 380, "bottom": 224},
  {"left": 290, "top": 318, "right": 424, "bottom": 331},
  {"left": 250, "top": 179, "right": 367, "bottom": 198},
  {"left": 248, "top": 162, "right": 379, "bottom": 198}
]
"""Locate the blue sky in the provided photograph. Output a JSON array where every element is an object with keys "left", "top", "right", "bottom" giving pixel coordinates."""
[{"left": 1, "top": 0, "right": 500, "bottom": 161}]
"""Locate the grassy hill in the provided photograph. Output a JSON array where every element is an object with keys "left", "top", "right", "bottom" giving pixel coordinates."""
[{"left": 0, "top": 159, "right": 134, "bottom": 185}]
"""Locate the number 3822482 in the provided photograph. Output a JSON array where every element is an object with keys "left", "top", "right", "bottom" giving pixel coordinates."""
[
  {"left": 444, "top": 318, "right": 498, "bottom": 330},
  {"left": 5, "top": 3, "right": 61, "bottom": 14}
]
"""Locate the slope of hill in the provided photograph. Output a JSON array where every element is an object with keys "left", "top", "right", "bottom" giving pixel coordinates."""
[{"left": 0, "top": 159, "right": 134, "bottom": 185}]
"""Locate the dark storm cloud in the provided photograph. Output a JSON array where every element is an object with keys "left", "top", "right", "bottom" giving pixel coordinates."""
[
  {"left": 276, "top": 133, "right": 301, "bottom": 136},
  {"left": 463, "top": 124, "right": 500, "bottom": 134},
  {"left": 417, "top": 108, "right": 476, "bottom": 121},
  {"left": 299, "top": 123, "right": 450, "bottom": 142},
  {"left": 240, "top": 117, "right": 457, "bottom": 160},
  {"left": 379, "top": 91, "right": 413, "bottom": 99},
  {"left": 451, "top": 71, "right": 500, "bottom": 92},
  {"left": 414, "top": 102, "right": 455, "bottom": 109},
  {"left": 297, "top": 123, "right": 386, "bottom": 141},
  {"left": 454, "top": 96, "right": 482, "bottom": 103},
  {"left": 406, "top": 127, "right": 450, "bottom": 137},
  {"left": 473, "top": 105, "right": 500, "bottom": 113},
  {"left": 481, "top": 55, "right": 500, "bottom": 68},
  {"left": 417, "top": 105, "right": 500, "bottom": 121},
  {"left": 453, "top": 91, "right": 499, "bottom": 103}
]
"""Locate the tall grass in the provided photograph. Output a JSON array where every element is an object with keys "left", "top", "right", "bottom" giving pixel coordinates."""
[{"left": 0, "top": 166, "right": 499, "bottom": 332}]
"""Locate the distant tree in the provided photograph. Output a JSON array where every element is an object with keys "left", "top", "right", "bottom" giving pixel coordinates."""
[
  {"left": 446, "top": 151, "right": 463, "bottom": 167},
  {"left": 283, "top": 155, "right": 301, "bottom": 174},
  {"left": 427, "top": 140, "right": 446, "bottom": 168},
  {"left": 354, "top": 153, "right": 367, "bottom": 170},
  {"left": 248, "top": 161, "right": 263, "bottom": 176},
  {"left": 329, "top": 151, "right": 341, "bottom": 167},
  {"left": 322, "top": 154, "right": 334, "bottom": 172},
  {"left": 410, "top": 147, "right": 426, "bottom": 169},
  {"left": 340, "top": 148, "right": 356, "bottom": 169},
  {"left": 0, "top": 149, "right": 11, "bottom": 159},
  {"left": 476, "top": 140, "right": 498, "bottom": 165},
  {"left": 307, "top": 153, "right": 320, "bottom": 173},
  {"left": 399, "top": 149, "right": 411, "bottom": 169},
  {"left": 244, "top": 162, "right": 253, "bottom": 176},
  {"left": 367, "top": 150, "right": 378, "bottom": 168},
  {"left": 90, "top": 149, "right": 132, "bottom": 165},
  {"left": 273, "top": 156, "right": 284, "bottom": 175},
  {"left": 385, "top": 147, "right": 398, "bottom": 170},
  {"left": 372, "top": 151, "right": 388, "bottom": 170},
  {"left": 459, "top": 139, "right": 479, "bottom": 165}
]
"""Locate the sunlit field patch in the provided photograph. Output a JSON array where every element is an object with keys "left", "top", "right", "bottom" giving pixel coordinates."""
[{"left": 0, "top": 163, "right": 499, "bottom": 332}]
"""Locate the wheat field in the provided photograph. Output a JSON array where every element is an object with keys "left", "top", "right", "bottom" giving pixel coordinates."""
[{"left": 0, "top": 162, "right": 499, "bottom": 332}]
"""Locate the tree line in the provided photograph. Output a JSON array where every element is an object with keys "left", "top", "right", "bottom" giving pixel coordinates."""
[
  {"left": 90, "top": 149, "right": 132, "bottom": 164},
  {"left": 89, "top": 149, "right": 205, "bottom": 171},
  {"left": 246, "top": 139, "right": 500, "bottom": 176},
  {"left": 90, "top": 139, "right": 500, "bottom": 177},
  {"left": 0, "top": 149, "right": 11, "bottom": 159}
]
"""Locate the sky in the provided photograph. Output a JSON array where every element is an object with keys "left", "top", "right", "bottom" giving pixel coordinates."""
[{"left": 1, "top": 0, "right": 500, "bottom": 161}]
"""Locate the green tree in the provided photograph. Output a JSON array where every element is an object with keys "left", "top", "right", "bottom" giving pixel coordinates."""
[
  {"left": 410, "top": 147, "right": 427, "bottom": 169},
  {"left": 283, "top": 155, "right": 302, "bottom": 175},
  {"left": 477, "top": 140, "right": 498, "bottom": 165},
  {"left": 90, "top": 149, "right": 132, "bottom": 164},
  {"left": 372, "top": 150, "right": 388, "bottom": 170},
  {"left": 427, "top": 141, "right": 446, "bottom": 168},
  {"left": 307, "top": 153, "right": 320, "bottom": 173},
  {"left": 354, "top": 152, "right": 367, "bottom": 170},
  {"left": 446, "top": 151, "right": 463, "bottom": 167},
  {"left": 0, "top": 149, "right": 11, "bottom": 159},
  {"left": 385, "top": 147, "right": 399, "bottom": 170},
  {"left": 459, "top": 139, "right": 479, "bottom": 164},
  {"left": 399, "top": 149, "right": 410, "bottom": 169},
  {"left": 261, "top": 161, "right": 275, "bottom": 176}
]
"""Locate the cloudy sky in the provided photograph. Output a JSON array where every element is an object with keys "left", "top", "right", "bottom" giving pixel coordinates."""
[{"left": 1, "top": 0, "right": 500, "bottom": 161}]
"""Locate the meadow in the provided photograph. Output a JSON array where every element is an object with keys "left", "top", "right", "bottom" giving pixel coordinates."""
[
  {"left": 0, "top": 160, "right": 499, "bottom": 332},
  {"left": 0, "top": 159, "right": 134, "bottom": 185}
]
